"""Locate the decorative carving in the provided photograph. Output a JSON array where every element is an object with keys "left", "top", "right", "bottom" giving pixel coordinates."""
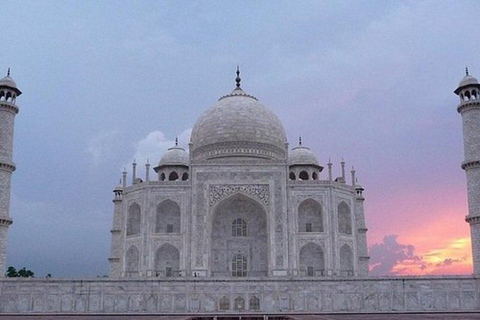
[
  {"left": 296, "top": 194, "right": 324, "bottom": 205},
  {"left": 152, "top": 238, "right": 183, "bottom": 251},
  {"left": 298, "top": 237, "right": 325, "bottom": 249},
  {"left": 209, "top": 184, "right": 269, "bottom": 208}
]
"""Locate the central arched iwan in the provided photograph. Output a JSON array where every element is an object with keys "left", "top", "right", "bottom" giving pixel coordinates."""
[{"left": 211, "top": 193, "right": 268, "bottom": 277}]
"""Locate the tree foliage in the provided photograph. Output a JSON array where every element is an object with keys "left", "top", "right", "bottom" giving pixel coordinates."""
[{"left": 5, "top": 266, "right": 34, "bottom": 278}]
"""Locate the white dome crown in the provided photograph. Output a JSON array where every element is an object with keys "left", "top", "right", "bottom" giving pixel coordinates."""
[{"left": 190, "top": 68, "right": 287, "bottom": 161}]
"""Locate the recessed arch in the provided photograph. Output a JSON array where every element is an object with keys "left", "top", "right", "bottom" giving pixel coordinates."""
[
  {"left": 219, "top": 296, "right": 230, "bottom": 310},
  {"left": 127, "top": 203, "right": 141, "bottom": 236},
  {"left": 465, "top": 90, "right": 471, "bottom": 101},
  {"left": 340, "top": 244, "right": 354, "bottom": 276},
  {"left": 169, "top": 171, "right": 179, "bottom": 181},
  {"left": 156, "top": 199, "right": 180, "bottom": 233},
  {"left": 249, "top": 296, "right": 260, "bottom": 310},
  {"left": 298, "top": 199, "right": 323, "bottom": 232},
  {"left": 181, "top": 172, "right": 189, "bottom": 181},
  {"left": 125, "top": 245, "right": 139, "bottom": 276},
  {"left": 211, "top": 193, "right": 268, "bottom": 277},
  {"left": 312, "top": 171, "right": 318, "bottom": 180},
  {"left": 160, "top": 172, "right": 166, "bottom": 181},
  {"left": 289, "top": 172, "right": 296, "bottom": 180},
  {"left": 299, "top": 242, "right": 325, "bottom": 276},
  {"left": 299, "top": 170, "right": 309, "bottom": 180},
  {"left": 338, "top": 201, "right": 352, "bottom": 235},
  {"left": 234, "top": 296, "right": 245, "bottom": 311},
  {"left": 154, "top": 243, "right": 180, "bottom": 277},
  {"left": 0, "top": 91, "right": 4, "bottom": 100}
]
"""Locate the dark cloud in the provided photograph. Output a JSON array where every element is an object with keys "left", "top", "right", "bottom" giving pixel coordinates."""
[{"left": 369, "top": 235, "right": 422, "bottom": 275}]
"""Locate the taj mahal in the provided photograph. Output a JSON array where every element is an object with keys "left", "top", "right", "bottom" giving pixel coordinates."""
[{"left": 0, "top": 67, "right": 480, "bottom": 316}]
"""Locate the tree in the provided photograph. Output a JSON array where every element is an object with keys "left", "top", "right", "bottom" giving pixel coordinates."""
[
  {"left": 5, "top": 266, "right": 34, "bottom": 278},
  {"left": 6, "top": 266, "right": 17, "bottom": 277}
]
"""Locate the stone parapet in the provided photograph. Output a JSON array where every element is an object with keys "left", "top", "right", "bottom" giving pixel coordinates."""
[{"left": 0, "top": 277, "right": 478, "bottom": 314}]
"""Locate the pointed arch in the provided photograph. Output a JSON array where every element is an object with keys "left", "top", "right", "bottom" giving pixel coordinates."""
[
  {"left": 249, "top": 296, "right": 260, "bottom": 310},
  {"left": 299, "top": 170, "right": 309, "bottom": 180},
  {"left": 156, "top": 199, "right": 180, "bottom": 233},
  {"left": 219, "top": 296, "right": 230, "bottom": 310},
  {"left": 298, "top": 199, "right": 323, "bottom": 232},
  {"left": 299, "top": 242, "right": 325, "bottom": 276},
  {"left": 211, "top": 193, "right": 268, "bottom": 277},
  {"left": 160, "top": 172, "right": 166, "bottom": 181},
  {"left": 127, "top": 203, "right": 141, "bottom": 236},
  {"left": 289, "top": 172, "right": 296, "bottom": 180},
  {"left": 168, "top": 171, "right": 178, "bottom": 181},
  {"left": 234, "top": 296, "right": 245, "bottom": 311},
  {"left": 338, "top": 201, "right": 352, "bottom": 235},
  {"left": 0, "top": 91, "right": 4, "bottom": 100},
  {"left": 125, "top": 245, "right": 139, "bottom": 276},
  {"left": 340, "top": 244, "right": 354, "bottom": 276},
  {"left": 154, "top": 243, "right": 180, "bottom": 277},
  {"left": 181, "top": 172, "right": 189, "bottom": 181}
]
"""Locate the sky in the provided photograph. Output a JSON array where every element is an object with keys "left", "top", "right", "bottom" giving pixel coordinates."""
[{"left": 1, "top": 0, "right": 479, "bottom": 278}]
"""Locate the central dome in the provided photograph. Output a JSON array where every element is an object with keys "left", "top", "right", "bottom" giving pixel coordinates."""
[{"left": 190, "top": 80, "right": 287, "bottom": 161}]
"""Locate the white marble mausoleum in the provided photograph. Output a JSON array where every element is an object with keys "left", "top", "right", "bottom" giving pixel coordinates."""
[{"left": 108, "top": 68, "right": 369, "bottom": 280}]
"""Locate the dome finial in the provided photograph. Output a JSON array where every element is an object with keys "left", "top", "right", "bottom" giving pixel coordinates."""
[
  {"left": 7, "top": 68, "right": 10, "bottom": 77},
  {"left": 299, "top": 136, "right": 302, "bottom": 146},
  {"left": 175, "top": 137, "right": 178, "bottom": 146},
  {"left": 235, "top": 65, "right": 241, "bottom": 88},
  {"left": 466, "top": 67, "right": 469, "bottom": 76}
]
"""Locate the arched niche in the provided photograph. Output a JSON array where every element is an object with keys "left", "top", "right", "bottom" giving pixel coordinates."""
[
  {"left": 211, "top": 193, "right": 268, "bottom": 277},
  {"left": 156, "top": 199, "right": 180, "bottom": 233},
  {"left": 125, "top": 245, "right": 139, "bottom": 276},
  {"left": 338, "top": 201, "right": 352, "bottom": 235},
  {"left": 298, "top": 199, "right": 323, "bottom": 232},
  {"left": 127, "top": 203, "right": 141, "bottom": 236},
  {"left": 169, "top": 171, "right": 179, "bottom": 181},
  {"left": 340, "top": 244, "right": 353, "bottom": 276},
  {"left": 154, "top": 243, "right": 180, "bottom": 277},
  {"left": 299, "top": 170, "right": 309, "bottom": 180},
  {"left": 299, "top": 242, "right": 325, "bottom": 276}
]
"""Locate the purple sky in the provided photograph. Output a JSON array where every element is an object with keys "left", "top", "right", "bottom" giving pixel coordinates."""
[{"left": 1, "top": 1, "right": 479, "bottom": 277}]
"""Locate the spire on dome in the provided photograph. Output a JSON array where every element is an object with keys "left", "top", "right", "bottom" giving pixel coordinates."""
[
  {"left": 466, "top": 67, "right": 469, "bottom": 76},
  {"left": 236, "top": 65, "right": 241, "bottom": 88},
  {"left": 7, "top": 68, "right": 10, "bottom": 77},
  {"left": 298, "top": 136, "right": 302, "bottom": 146},
  {"left": 175, "top": 137, "right": 178, "bottom": 146}
]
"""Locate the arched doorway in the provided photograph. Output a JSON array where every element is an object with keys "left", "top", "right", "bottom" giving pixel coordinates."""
[
  {"left": 299, "top": 242, "right": 325, "bottom": 276},
  {"left": 154, "top": 243, "right": 180, "bottom": 277},
  {"left": 211, "top": 193, "right": 268, "bottom": 277}
]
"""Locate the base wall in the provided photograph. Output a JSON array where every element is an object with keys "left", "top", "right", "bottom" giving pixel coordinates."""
[{"left": 0, "top": 277, "right": 479, "bottom": 314}]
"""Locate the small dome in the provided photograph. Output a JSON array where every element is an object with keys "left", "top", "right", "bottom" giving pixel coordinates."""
[
  {"left": 458, "top": 75, "right": 478, "bottom": 88},
  {"left": 288, "top": 146, "right": 320, "bottom": 167},
  {"left": 0, "top": 73, "right": 21, "bottom": 95},
  {"left": 113, "top": 183, "right": 123, "bottom": 192},
  {"left": 190, "top": 87, "right": 287, "bottom": 161},
  {"left": 158, "top": 146, "right": 189, "bottom": 167}
]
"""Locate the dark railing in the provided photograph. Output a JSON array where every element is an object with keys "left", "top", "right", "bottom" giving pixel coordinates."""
[{"left": 211, "top": 271, "right": 268, "bottom": 277}]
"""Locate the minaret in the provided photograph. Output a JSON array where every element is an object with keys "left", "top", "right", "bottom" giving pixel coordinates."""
[
  {"left": 108, "top": 180, "right": 123, "bottom": 277},
  {"left": 455, "top": 68, "right": 480, "bottom": 275},
  {"left": 0, "top": 69, "right": 21, "bottom": 276}
]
